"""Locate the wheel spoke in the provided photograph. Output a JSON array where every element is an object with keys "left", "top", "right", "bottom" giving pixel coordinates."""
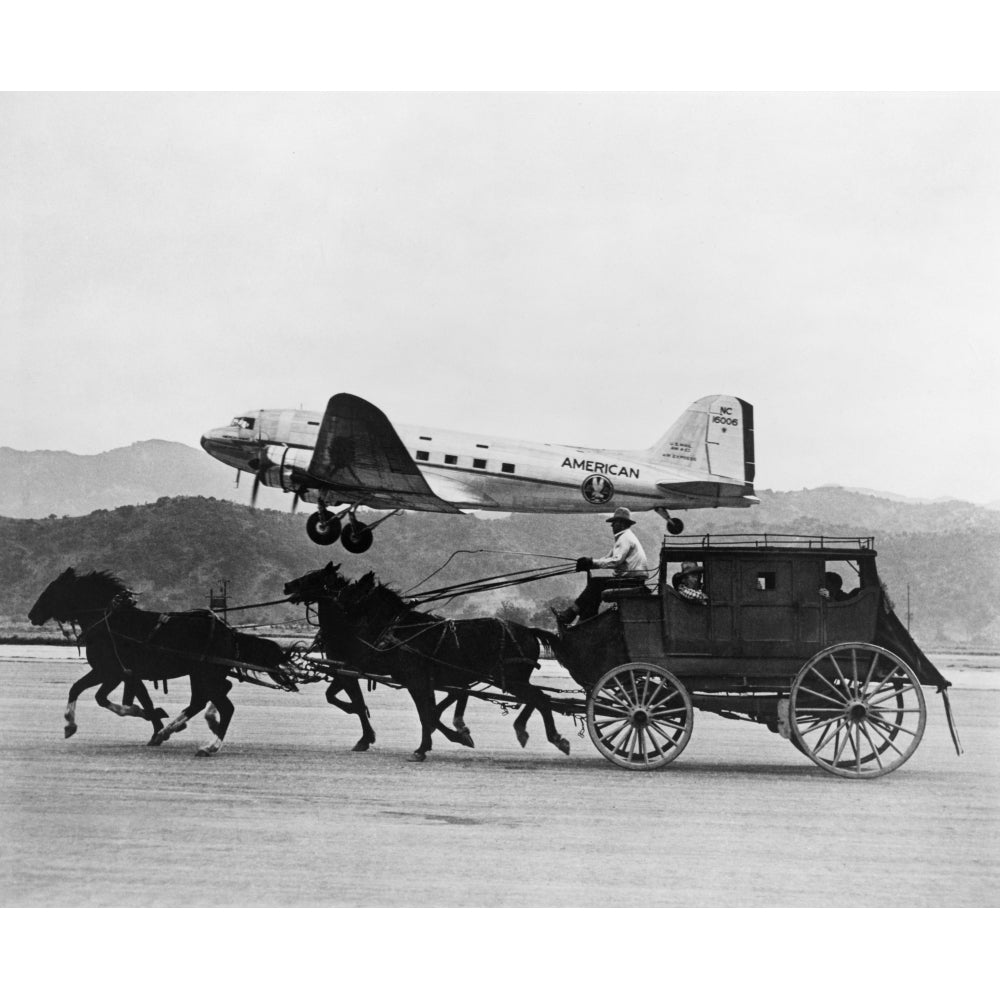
[
  {"left": 826, "top": 652, "right": 850, "bottom": 691},
  {"left": 593, "top": 699, "right": 631, "bottom": 719},
  {"left": 609, "top": 723, "right": 634, "bottom": 755},
  {"left": 595, "top": 717, "right": 631, "bottom": 743},
  {"left": 865, "top": 666, "right": 907, "bottom": 698},
  {"left": 857, "top": 722, "right": 885, "bottom": 770},
  {"left": 604, "top": 685, "right": 635, "bottom": 712},
  {"left": 830, "top": 723, "right": 850, "bottom": 767},
  {"left": 813, "top": 717, "right": 848, "bottom": 757},
  {"left": 647, "top": 719, "right": 677, "bottom": 747},
  {"left": 798, "top": 713, "right": 845, "bottom": 737},
  {"left": 811, "top": 667, "right": 850, "bottom": 700},
  {"left": 636, "top": 728, "right": 649, "bottom": 764},
  {"left": 866, "top": 714, "right": 919, "bottom": 744},
  {"left": 867, "top": 684, "right": 916, "bottom": 708},
  {"left": 798, "top": 684, "right": 847, "bottom": 708},
  {"left": 861, "top": 649, "right": 880, "bottom": 690},
  {"left": 645, "top": 686, "right": 681, "bottom": 710},
  {"left": 643, "top": 725, "right": 668, "bottom": 756}
]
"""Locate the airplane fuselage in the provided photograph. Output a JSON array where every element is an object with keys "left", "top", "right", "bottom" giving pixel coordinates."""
[{"left": 202, "top": 406, "right": 754, "bottom": 516}]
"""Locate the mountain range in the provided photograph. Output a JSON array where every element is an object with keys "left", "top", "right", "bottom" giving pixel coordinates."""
[{"left": 2, "top": 440, "right": 999, "bottom": 646}]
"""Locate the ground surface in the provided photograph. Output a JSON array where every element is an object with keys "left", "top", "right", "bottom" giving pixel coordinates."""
[{"left": 1, "top": 656, "right": 997, "bottom": 907}]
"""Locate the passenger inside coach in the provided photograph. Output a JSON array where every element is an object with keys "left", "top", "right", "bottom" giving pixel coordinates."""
[
  {"left": 819, "top": 571, "right": 858, "bottom": 602},
  {"left": 672, "top": 562, "right": 709, "bottom": 604}
]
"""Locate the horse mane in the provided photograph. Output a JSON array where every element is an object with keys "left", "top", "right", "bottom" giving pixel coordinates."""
[{"left": 75, "top": 568, "right": 133, "bottom": 600}]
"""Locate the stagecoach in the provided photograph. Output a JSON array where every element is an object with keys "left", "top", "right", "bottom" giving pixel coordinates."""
[{"left": 560, "top": 534, "right": 960, "bottom": 777}]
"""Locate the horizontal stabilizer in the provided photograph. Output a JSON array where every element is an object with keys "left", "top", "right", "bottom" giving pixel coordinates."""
[{"left": 307, "top": 394, "right": 463, "bottom": 513}]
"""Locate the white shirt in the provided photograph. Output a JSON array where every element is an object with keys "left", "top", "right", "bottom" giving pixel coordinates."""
[{"left": 592, "top": 527, "right": 648, "bottom": 578}]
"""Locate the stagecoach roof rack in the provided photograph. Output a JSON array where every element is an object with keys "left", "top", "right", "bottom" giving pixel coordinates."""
[{"left": 661, "top": 533, "right": 875, "bottom": 552}]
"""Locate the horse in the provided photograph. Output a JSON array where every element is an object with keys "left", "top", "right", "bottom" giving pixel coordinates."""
[
  {"left": 28, "top": 568, "right": 292, "bottom": 756},
  {"left": 332, "top": 571, "right": 571, "bottom": 762},
  {"left": 283, "top": 562, "right": 474, "bottom": 751},
  {"left": 283, "top": 562, "right": 378, "bottom": 752}
]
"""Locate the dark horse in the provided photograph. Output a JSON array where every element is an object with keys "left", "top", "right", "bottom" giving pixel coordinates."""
[
  {"left": 284, "top": 562, "right": 378, "bottom": 752},
  {"left": 29, "top": 568, "right": 291, "bottom": 755},
  {"left": 284, "top": 562, "right": 478, "bottom": 752},
  {"left": 330, "top": 571, "right": 571, "bottom": 762}
]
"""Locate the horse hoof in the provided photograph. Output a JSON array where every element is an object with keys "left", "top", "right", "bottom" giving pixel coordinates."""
[
  {"left": 351, "top": 739, "right": 372, "bottom": 752},
  {"left": 514, "top": 727, "right": 529, "bottom": 748},
  {"left": 556, "top": 737, "right": 571, "bottom": 756},
  {"left": 196, "top": 745, "right": 220, "bottom": 757},
  {"left": 149, "top": 731, "right": 168, "bottom": 746},
  {"left": 456, "top": 731, "right": 475, "bottom": 748},
  {"left": 408, "top": 751, "right": 427, "bottom": 762},
  {"left": 63, "top": 724, "right": 77, "bottom": 739}
]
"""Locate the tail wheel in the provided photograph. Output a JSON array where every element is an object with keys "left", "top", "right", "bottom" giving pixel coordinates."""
[
  {"left": 341, "top": 522, "right": 374, "bottom": 554},
  {"left": 586, "top": 662, "right": 693, "bottom": 770},
  {"left": 306, "top": 512, "right": 341, "bottom": 546},
  {"left": 790, "top": 642, "right": 926, "bottom": 779}
]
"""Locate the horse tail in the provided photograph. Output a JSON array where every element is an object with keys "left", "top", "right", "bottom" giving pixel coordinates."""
[{"left": 528, "top": 626, "right": 562, "bottom": 661}]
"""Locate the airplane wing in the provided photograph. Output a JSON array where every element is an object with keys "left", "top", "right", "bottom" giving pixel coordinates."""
[{"left": 306, "top": 394, "right": 464, "bottom": 513}]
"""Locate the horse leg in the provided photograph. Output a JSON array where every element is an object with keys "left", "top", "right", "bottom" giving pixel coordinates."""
[
  {"left": 513, "top": 702, "right": 534, "bottom": 747},
  {"left": 197, "top": 680, "right": 234, "bottom": 757},
  {"left": 406, "top": 681, "right": 437, "bottom": 763},
  {"left": 452, "top": 693, "right": 471, "bottom": 737},
  {"left": 513, "top": 685, "right": 571, "bottom": 755},
  {"left": 326, "top": 678, "right": 376, "bottom": 751},
  {"left": 150, "top": 679, "right": 207, "bottom": 747},
  {"left": 432, "top": 691, "right": 474, "bottom": 747},
  {"left": 65, "top": 669, "right": 103, "bottom": 738}
]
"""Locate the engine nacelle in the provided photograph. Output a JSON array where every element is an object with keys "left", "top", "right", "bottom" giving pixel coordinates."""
[{"left": 255, "top": 446, "right": 312, "bottom": 493}]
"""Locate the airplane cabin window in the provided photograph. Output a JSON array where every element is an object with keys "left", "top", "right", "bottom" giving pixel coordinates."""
[
  {"left": 444, "top": 455, "right": 458, "bottom": 465},
  {"left": 230, "top": 417, "right": 255, "bottom": 430},
  {"left": 416, "top": 451, "right": 429, "bottom": 461},
  {"left": 473, "top": 458, "right": 487, "bottom": 470},
  {"left": 502, "top": 463, "right": 515, "bottom": 473}
]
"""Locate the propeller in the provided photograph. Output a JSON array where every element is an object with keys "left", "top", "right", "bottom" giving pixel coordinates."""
[{"left": 247, "top": 448, "right": 275, "bottom": 508}]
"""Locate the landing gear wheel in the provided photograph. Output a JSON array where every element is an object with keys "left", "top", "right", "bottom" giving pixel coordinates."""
[
  {"left": 790, "top": 642, "right": 926, "bottom": 779},
  {"left": 586, "top": 662, "right": 693, "bottom": 770},
  {"left": 666, "top": 517, "right": 684, "bottom": 535},
  {"left": 341, "top": 522, "right": 374, "bottom": 554},
  {"left": 306, "top": 511, "right": 341, "bottom": 546}
]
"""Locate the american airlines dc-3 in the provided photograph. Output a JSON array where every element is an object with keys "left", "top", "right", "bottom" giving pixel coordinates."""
[{"left": 200, "top": 393, "right": 758, "bottom": 552}]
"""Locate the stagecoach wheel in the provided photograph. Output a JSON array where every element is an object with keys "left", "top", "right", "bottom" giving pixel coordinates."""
[
  {"left": 306, "top": 511, "right": 341, "bottom": 545},
  {"left": 586, "top": 662, "right": 693, "bottom": 770},
  {"left": 341, "top": 522, "right": 374, "bottom": 554},
  {"left": 790, "top": 642, "right": 926, "bottom": 779}
]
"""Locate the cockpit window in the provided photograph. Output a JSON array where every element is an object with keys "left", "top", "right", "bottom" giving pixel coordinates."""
[{"left": 230, "top": 416, "right": 255, "bottom": 430}]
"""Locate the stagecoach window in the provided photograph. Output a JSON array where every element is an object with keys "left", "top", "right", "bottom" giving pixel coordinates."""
[
  {"left": 416, "top": 450, "right": 429, "bottom": 461},
  {"left": 444, "top": 454, "right": 458, "bottom": 465},
  {"left": 756, "top": 572, "right": 777, "bottom": 591},
  {"left": 502, "top": 462, "right": 515, "bottom": 473},
  {"left": 473, "top": 458, "right": 487, "bottom": 470}
]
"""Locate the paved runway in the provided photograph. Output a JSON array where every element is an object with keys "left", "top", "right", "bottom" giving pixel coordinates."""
[{"left": 1, "top": 657, "right": 997, "bottom": 906}]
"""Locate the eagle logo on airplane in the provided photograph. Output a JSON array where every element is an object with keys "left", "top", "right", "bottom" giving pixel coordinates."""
[{"left": 581, "top": 474, "right": 614, "bottom": 505}]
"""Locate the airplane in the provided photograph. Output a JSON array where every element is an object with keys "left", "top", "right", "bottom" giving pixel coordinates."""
[{"left": 200, "top": 393, "right": 758, "bottom": 552}]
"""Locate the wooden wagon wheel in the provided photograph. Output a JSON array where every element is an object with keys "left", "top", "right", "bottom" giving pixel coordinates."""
[
  {"left": 790, "top": 643, "right": 926, "bottom": 779},
  {"left": 586, "top": 662, "right": 693, "bottom": 770}
]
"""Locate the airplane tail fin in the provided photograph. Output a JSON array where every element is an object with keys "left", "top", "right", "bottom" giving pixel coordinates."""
[{"left": 647, "top": 395, "right": 755, "bottom": 492}]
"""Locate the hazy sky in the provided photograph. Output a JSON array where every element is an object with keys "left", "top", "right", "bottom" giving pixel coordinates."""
[{"left": 3, "top": 92, "right": 998, "bottom": 502}]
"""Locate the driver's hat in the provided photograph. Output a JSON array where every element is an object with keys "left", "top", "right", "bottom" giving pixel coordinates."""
[{"left": 606, "top": 507, "right": 635, "bottom": 525}]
